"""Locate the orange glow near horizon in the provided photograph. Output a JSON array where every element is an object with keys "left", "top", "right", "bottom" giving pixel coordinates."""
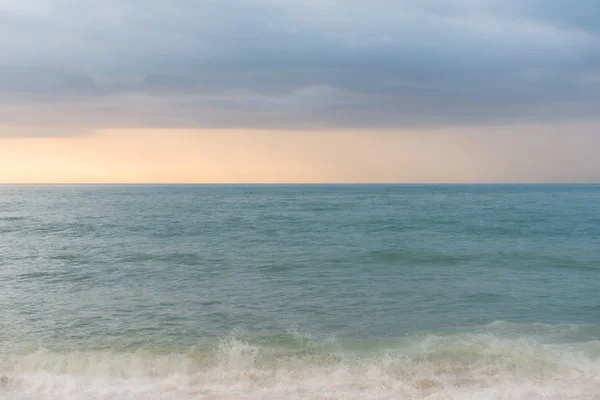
[{"left": 0, "top": 127, "right": 599, "bottom": 184}]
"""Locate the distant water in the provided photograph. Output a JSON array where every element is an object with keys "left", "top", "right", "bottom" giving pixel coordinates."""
[{"left": 1, "top": 184, "right": 599, "bottom": 399}]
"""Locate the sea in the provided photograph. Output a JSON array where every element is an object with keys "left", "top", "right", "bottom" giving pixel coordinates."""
[{"left": 1, "top": 184, "right": 599, "bottom": 399}]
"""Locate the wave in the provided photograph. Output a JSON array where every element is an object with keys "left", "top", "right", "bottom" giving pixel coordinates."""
[
  {"left": 369, "top": 249, "right": 475, "bottom": 265},
  {"left": 367, "top": 247, "right": 600, "bottom": 272},
  {"left": 1, "top": 332, "right": 599, "bottom": 399}
]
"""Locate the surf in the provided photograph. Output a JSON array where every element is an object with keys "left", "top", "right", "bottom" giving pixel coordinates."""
[{"left": 2, "top": 332, "right": 599, "bottom": 400}]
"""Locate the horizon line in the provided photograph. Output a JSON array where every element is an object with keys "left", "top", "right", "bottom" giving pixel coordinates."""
[{"left": 1, "top": 182, "right": 599, "bottom": 186}]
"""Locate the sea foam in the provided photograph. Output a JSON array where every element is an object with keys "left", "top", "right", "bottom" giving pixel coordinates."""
[{"left": 1, "top": 333, "right": 599, "bottom": 400}]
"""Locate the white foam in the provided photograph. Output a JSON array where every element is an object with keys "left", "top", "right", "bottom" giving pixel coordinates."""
[{"left": 1, "top": 335, "right": 599, "bottom": 400}]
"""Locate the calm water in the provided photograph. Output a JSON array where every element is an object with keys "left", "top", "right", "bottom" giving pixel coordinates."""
[{"left": 1, "top": 184, "right": 599, "bottom": 399}]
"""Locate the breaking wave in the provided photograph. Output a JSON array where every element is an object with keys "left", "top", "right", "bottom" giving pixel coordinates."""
[{"left": 1, "top": 331, "right": 599, "bottom": 399}]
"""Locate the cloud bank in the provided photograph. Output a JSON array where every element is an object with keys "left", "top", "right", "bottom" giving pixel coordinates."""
[{"left": 1, "top": 0, "right": 599, "bottom": 135}]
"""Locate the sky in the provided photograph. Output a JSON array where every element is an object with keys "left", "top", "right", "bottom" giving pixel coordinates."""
[{"left": 0, "top": 0, "right": 599, "bottom": 183}]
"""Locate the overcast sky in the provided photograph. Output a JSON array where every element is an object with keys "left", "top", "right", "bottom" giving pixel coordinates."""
[
  {"left": 1, "top": 0, "right": 598, "bottom": 134},
  {"left": 0, "top": 0, "right": 599, "bottom": 182}
]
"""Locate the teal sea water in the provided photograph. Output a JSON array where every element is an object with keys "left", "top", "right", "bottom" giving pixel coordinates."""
[{"left": 1, "top": 184, "right": 599, "bottom": 399}]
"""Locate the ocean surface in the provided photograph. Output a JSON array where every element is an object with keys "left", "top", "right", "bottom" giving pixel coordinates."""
[{"left": 1, "top": 184, "right": 599, "bottom": 399}]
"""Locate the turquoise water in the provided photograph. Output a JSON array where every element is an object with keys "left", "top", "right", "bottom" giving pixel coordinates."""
[{"left": 1, "top": 184, "right": 599, "bottom": 399}]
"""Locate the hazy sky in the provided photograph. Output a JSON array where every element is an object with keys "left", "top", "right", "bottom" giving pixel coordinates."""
[{"left": 1, "top": 0, "right": 599, "bottom": 183}]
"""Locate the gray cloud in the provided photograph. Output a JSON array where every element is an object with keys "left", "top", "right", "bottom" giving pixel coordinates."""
[{"left": 0, "top": 0, "right": 598, "bottom": 135}]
